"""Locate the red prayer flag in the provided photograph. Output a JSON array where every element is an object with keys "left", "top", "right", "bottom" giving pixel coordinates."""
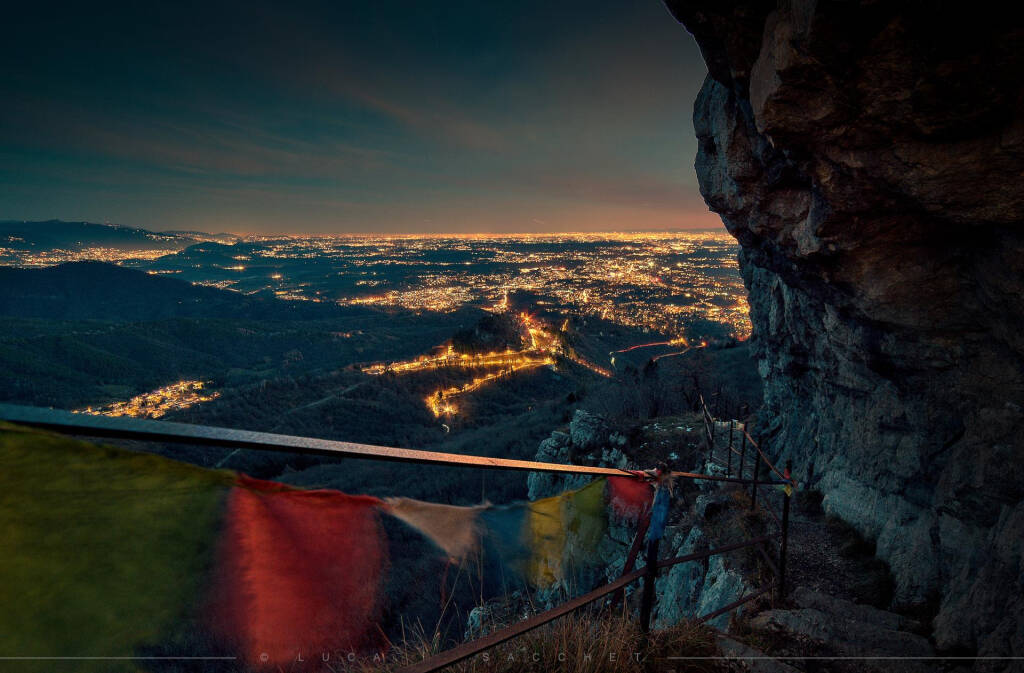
[
  {"left": 607, "top": 476, "right": 654, "bottom": 522},
  {"left": 207, "top": 475, "right": 387, "bottom": 667}
]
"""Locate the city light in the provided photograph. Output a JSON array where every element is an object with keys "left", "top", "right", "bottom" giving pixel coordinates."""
[
  {"left": 73, "top": 381, "right": 220, "bottom": 419},
  {"left": 8, "top": 232, "right": 750, "bottom": 340}
]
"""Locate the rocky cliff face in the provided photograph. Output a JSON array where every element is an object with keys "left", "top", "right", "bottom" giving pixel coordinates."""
[
  {"left": 665, "top": 0, "right": 1024, "bottom": 657},
  {"left": 523, "top": 410, "right": 758, "bottom": 631}
]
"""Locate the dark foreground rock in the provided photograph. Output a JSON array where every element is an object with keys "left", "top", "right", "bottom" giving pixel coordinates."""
[
  {"left": 664, "top": 0, "right": 1024, "bottom": 662},
  {"left": 750, "top": 588, "right": 935, "bottom": 673},
  {"left": 716, "top": 634, "right": 801, "bottom": 673}
]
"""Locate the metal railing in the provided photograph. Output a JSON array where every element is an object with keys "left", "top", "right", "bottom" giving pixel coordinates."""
[
  {"left": 0, "top": 403, "right": 772, "bottom": 485},
  {"left": 0, "top": 402, "right": 793, "bottom": 672},
  {"left": 699, "top": 394, "right": 794, "bottom": 599}
]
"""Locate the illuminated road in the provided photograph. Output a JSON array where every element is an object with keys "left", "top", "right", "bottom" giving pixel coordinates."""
[
  {"left": 610, "top": 337, "right": 688, "bottom": 355},
  {"left": 425, "top": 355, "right": 556, "bottom": 416},
  {"left": 651, "top": 348, "right": 692, "bottom": 363},
  {"left": 362, "top": 312, "right": 610, "bottom": 416}
]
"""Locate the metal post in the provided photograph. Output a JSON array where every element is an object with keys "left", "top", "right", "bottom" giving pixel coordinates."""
[
  {"left": 639, "top": 537, "right": 660, "bottom": 637},
  {"left": 708, "top": 407, "right": 715, "bottom": 447},
  {"left": 750, "top": 450, "right": 761, "bottom": 511},
  {"left": 708, "top": 403, "right": 716, "bottom": 473},
  {"left": 738, "top": 430, "right": 747, "bottom": 481},
  {"left": 778, "top": 460, "right": 792, "bottom": 601},
  {"left": 708, "top": 418, "right": 715, "bottom": 465},
  {"left": 726, "top": 420, "right": 735, "bottom": 477},
  {"left": 640, "top": 469, "right": 670, "bottom": 653},
  {"left": 612, "top": 509, "right": 651, "bottom": 609}
]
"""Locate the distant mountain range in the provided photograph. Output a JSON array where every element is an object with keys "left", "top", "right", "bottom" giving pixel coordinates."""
[
  {"left": 0, "top": 261, "right": 481, "bottom": 411},
  {"left": 0, "top": 261, "right": 361, "bottom": 322},
  {"left": 0, "top": 220, "right": 237, "bottom": 251},
  {"left": 159, "top": 229, "right": 239, "bottom": 243}
]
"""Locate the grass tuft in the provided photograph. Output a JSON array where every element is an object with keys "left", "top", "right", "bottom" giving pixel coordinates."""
[{"left": 347, "top": 610, "right": 720, "bottom": 673}]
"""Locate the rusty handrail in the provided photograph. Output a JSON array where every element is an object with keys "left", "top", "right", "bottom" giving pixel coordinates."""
[
  {"left": 395, "top": 567, "right": 646, "bottom": 673},
  {"left": 741, "top": 428, "right": 792, "bottom": 485},
  {"left": 0, "top": 403, "right": 794, "bottom": 668},
  {"left": 398, "top": 536, "right": 775, "bottom": 673},
  {"left": 0, "top": 404, "right": 782, "bottom": 485},
  {"left": 756, "top": 541, "right": 780, "bottom": 577},
  {"left": 698, "top": 396, "right": 794, "bottom": 603},
  {"left": 697, "top": 397, "right": 791, "bottom": 520},
  {"left": 699, "top": 396, "right": 792, "bottom": 487},
  {"left": 696, "top": 584, "right": 772, "bottom": 624},
  {"left": 757, "top": 495, "right": 783, "bottom": 527},
  {"left": 657, "top": 535, "right": 771, "bottom": 570}
]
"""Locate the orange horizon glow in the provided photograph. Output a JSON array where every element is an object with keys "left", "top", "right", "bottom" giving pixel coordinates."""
[
  {"left": 176, "top": 226, "right": 728, "bottom": 239},
  {"left": 158, "top": 206, "right": 726, "bottom": 239}
]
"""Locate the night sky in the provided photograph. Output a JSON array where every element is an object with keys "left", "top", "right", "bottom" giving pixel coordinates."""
[{"left": 2, "top": 1, "right": 713, "bottom": 234}]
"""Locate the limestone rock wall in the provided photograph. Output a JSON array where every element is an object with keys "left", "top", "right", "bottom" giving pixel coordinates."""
[
  {"left": 665, "top": 0, "right": 1024, "bottom": 657},
  {"left": 525, "top": 411, "right": 755, "bottom": 629}
]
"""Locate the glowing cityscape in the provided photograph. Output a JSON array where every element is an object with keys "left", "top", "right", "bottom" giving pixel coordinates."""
[
  {"left": 16, "top": 231, "right": 749, "bottom": 420},
  {"left": 2, "top": 232, "right": 749, "bottom": 339}
]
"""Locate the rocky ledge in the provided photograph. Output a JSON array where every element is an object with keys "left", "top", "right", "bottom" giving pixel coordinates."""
[
  {"left": 665, "top": 0, "right": 1024, "bottom": 659},
  {"left": 749, "top": 588, "right": 934, "bottom": 673},
  {"left": 520, "top": 410, "right": 766, "bottom": 631}
]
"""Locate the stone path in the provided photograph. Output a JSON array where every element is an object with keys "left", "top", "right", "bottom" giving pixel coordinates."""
[
  {"left": 719, "top": 490, "right": 949, "bottom": 673},
  {"left": 782, "top": 492, "right": 891, "bottom": 608}
]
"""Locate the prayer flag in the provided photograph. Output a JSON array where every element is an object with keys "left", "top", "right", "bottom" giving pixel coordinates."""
[
  {"left": 0, "top": 424, "right": 386, "bottom": 671},
  {"left": 383, "top": 497, "right": 486, "bottom": 562}
]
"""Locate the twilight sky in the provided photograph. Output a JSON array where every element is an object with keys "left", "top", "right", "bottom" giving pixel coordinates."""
[{"left": 1, "top": 1, "right": 714, "bottom": 234}]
